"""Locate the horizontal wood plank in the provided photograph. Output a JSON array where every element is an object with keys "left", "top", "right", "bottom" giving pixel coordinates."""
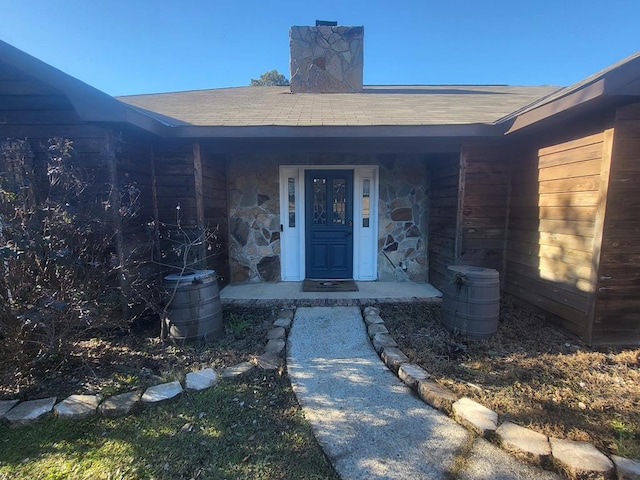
[{"left": 538, "top": 132, "right": 604, "bottom": 156}]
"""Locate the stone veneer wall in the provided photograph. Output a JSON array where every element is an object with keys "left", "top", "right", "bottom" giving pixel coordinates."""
[
  {"left": 227, "top": 154, "right": 428, "bottom": 283},
  {"left": 377, "top": 155, "right": 429, "bottom": 282},
  {"left": 290, "top": 25, "right": 364, "bottom": 93},
  {"left": 228, "top": 157, "right": 281, "bottom": 283}
]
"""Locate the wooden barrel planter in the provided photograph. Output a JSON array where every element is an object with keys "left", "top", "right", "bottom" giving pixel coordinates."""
[
  {"left": 163, "top": 270, "right": 223, "bottom": 342},
  {"left": 441, "top": 265, "right": 500, "bottom": 340}
]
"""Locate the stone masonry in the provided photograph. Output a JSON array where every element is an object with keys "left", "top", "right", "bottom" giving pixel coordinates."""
[
  {"left": 290, "top": 25, "right": 364, "bottom": 93},
  {"left": 377, "top": 155, "right": 428, "bottom": 282},
  {"left": 227, "top": 153, "right": 428, "bottom": 283},
  {"left": 228, "top": 156, "right": 281, "bottom": 283}
]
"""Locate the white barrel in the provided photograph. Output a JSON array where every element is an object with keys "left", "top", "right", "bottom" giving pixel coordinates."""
[
  {"left": 441, "top": 265, "right": 500, "bottom": 340},
  {"left": 163, "top": 270, "right": 223, "bottom": 342}
]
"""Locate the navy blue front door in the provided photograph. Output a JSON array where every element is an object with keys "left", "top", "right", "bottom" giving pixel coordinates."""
[{"left": 305, "top": 170, "right": 354, "bottom": 279}]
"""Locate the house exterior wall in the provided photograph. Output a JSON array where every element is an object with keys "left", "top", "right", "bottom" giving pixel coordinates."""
[
  {"left": 226, "top": 153, "right": 428, "bottom": 283},
  {"left": 593, "top": 102, "right": 640, "bottom": 345},
  {"left": 153, "top": 142, "right": 230, "bottom": 285},
  {"left": 504, "top": 122, "right": 612, "bottom": 341},
  {"left": 427, "top": 146, "right": 512, "bottom": 293},
  {"left": 459, "top": 145, "right": 512, "bottom": 280},
  {"left": 428, "top": 154, "right": 460, "bottom": 289}
]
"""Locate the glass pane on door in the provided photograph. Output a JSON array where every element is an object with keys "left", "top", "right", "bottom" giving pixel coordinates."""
[
  {"left": 332, "top": 178, "right": 346, "bottom": 225},
  {"left": 312, "top": 178, "right": 326, "bottom": 225}
]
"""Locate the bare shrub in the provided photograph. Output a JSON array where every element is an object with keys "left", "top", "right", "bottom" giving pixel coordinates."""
[{"left": 0, "top": 138, "right": 131, "bottom": 367}]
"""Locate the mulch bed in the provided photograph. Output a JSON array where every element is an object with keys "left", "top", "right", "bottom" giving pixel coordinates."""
[{"left": 380, "top": 297, "right": 640, "bottom": 458}]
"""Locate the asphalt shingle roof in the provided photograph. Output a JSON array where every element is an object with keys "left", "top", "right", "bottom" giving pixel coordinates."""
[{"left": 117, "top": 85, "right": 560, "bottom": 128}]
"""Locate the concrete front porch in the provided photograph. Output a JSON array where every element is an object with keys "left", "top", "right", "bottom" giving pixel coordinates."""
[{"left": 220, "top": 281, "right": 442, "bottom": 307}]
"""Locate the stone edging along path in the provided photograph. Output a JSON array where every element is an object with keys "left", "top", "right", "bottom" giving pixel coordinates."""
[
  {"left": 361, "top": 306, "right": 640, "bottom": 480},
  {"left": 2, "top": 306, "right": 639, "bottom": 480},
  {"left": 0, "top": 309, "right": 294, "bottom": 427}
]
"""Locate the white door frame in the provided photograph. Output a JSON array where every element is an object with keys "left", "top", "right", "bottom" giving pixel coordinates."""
[{"left": 279, "top": 165, "right": 378, "bottom": 281}]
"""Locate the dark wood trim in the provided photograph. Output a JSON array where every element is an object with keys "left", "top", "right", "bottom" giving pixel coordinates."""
[
  {"left": 586, "top": 128, "right": 615, "bottom": 344},
  {"left": 454, "top": 148, "right": 466, "bottom": 262}
]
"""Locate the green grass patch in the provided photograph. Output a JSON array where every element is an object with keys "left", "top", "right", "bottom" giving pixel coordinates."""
[{"left": 0, "top": 372, "right": 338, "bottom": 480}]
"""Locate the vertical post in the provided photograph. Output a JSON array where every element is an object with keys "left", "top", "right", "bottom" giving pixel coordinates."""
[
  {"left": 586, "top": 127, "right": 615, "bottom": 345},
  {"left": 192, "top": 142, "right": 206, "bottom": 269},
  {"left": 454, "top": 146, "right": 467, "bottom": 264}
]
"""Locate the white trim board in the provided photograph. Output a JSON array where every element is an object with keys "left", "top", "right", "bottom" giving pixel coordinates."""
[{"left": 279, "top": 165, "right": 379, "bottom": 281}]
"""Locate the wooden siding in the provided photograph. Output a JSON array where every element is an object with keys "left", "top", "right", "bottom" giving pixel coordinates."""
[
  {"left": 0, "top": 59, "right": 110, "bottom": 195},
  {"left": 505, "top": 132, "right": 608, "bottom": 340},
  {"left": 154, "top": 142, "right": 198, "bottom": 227},
  {"left": 593, "top": 103, "right": 640, "bottom": 345},
  {"left": 459, "top": 145, "right": 511, "bottom": 280},
  {"left": 116, "top": 134, "right": 155, "bottom": 232},
  {"left": 152, "top": 142, "right": 230, "bottom": 285},
  {"left": 428, "top": 154, "right": 460, "bottom": 290},
  {"left": 201, "top": 151, "right": 229, "bottom": 286}
]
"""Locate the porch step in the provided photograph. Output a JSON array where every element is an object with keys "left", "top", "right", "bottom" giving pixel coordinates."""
[{"left": 220, "top": 281, "right": 442, "bottom": 308}]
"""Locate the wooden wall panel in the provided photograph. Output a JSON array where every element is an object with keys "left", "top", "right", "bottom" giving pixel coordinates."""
[
  {"left": 505, "top": 131, "right": 606, "bottom": 339},
  {"left": 201, "top": 152, "right": 229, "bottom": 286},
  {"left": 153, "top": 144, "right": 197, "bottom": 227},
  {"left": 116, "top": 135, "right": 155, "bottom": 233},
  {"left": 459, "top": 145, "right": 511, "bottom": 276},
  {"left": 428, "top": 154, "right": 460, "bottom": 289},
  {"left": 593, "top": 102, "right": 640, "bottom": 345}
]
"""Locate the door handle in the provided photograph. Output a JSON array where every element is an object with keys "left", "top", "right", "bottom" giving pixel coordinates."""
[{"left": 345, "top": 231, "right": 352, "bottom": 237}]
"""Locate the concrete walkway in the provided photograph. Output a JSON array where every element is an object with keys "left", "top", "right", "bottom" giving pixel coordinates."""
[{"left": 287, "top": 306, "right": 560, "bottom": 480}]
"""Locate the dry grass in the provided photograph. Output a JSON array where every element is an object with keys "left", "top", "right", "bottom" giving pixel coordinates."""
[
  {"left": 0, "top": 306, "right": 274, "bottom": 401},
  {"left": 380, "top": 297, "right": 640, "bottom": 458}
]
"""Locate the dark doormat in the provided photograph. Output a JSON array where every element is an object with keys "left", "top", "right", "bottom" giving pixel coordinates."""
[{"left": 302, "top": 279, "right": 359, "bottom": 292}]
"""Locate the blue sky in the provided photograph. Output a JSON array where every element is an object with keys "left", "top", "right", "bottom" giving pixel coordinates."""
[{"left": 1, "top": 0, "right": 638, "bottom": 96}]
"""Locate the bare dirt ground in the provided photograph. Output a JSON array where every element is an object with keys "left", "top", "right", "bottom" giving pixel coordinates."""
[
  {"left": 0, "top": 306, "right": 276, "bottom": 402},
  {"left": 2, "top": 299, "right": 638, "bottom": 460},
  {"left": 380, "top": 297, "right": 640, "bottom": 458}
]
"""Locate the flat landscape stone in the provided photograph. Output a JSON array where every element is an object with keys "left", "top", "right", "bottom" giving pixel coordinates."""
[
  {"left": 4, "top": 397, "right": 56, "bottom": 425},
  {"left": 0, "top": 399, "right": 19, "bottom": 418},
  {"left": 496, "top": 421, "right": 551, "bottom": 466},
  {"left": 364, "top": 313, "right": 385, "bottom": 326},
  {"left": 142, "top": 381, "right": 183, "bottom": 404},
  {"left": 266, "top": 326, "right": 286, "bottom": 340},
  {"left": 265, "top": 338, "right": 286, "bottom": 354},
  {"left": 367, "top": 323, "right": 389, "bottom": 339},
  {"left": 185, "top": 368, "right": 219, "bottom": 391},
  {"left": 398, "top": 363, "right": 430, "bottom": 389},
  {"left": 99, "top": 390, "right": 141, "bottom": 417},
  {"left": 256, "top": 352, "right": 282, "bottom": 370},
  {"left": 417, "top": 379, "right": 458, "bottom": 413},
  {"left": 381, "top": 347, "right": 409, "bottom": 373},
  {"left": 273, "top": 317, "right": 292, "bottom": 329},
  {"left": 612, "top": 455, "right": 640, "bottom": 480},
  {"left": 54, "top": 394, "right": 101, "bottom": 419},
  {"left": 277, "top": 309, "right": 294, "bottom": 320},
  {"left": 221, "top": 361, "right": 254, "bottom": 378},
  {"left": 372, "top": 332, "right": 398, "bottom": 353},
  {"left": 550, "top": 437, "right": 614, "bottom": 480},
  {"left": 363, "top": 306, "right": 380, "bottom": 317},
  {"left": 453, "top": 397, "right": 498, "bottom": 437}
]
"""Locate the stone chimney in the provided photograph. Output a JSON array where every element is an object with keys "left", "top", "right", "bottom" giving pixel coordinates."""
[{"left": 289, "top": 22, "right": 364, "bottom": 93}]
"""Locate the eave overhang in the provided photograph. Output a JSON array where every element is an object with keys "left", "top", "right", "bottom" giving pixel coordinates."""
[
  {"left": 503, "top": 52, "right": 640, "bottom": 134},
  {"left": 158, "top": 122, "right": 503, "bottom": 139},
  {"left": 0, "top": 40, "right": 167, "bottom": 135}
]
